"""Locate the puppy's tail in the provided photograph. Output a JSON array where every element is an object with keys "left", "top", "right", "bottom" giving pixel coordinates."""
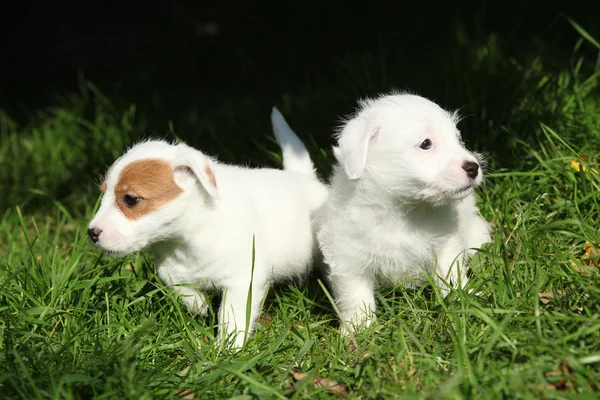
[{"left": 271, "top": 107, "right": 316, "bottom": 175}]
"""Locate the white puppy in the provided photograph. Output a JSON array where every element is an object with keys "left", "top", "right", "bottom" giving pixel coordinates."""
[
  {"left": 88, "top": 108, "right": 328, "bottom": 347},
  {"left": 317, "top": 93, "right": 491, "bottom": 332}
]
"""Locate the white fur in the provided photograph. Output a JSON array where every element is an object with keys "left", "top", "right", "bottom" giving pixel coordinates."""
[
  {"left": 89, "top": 107, "right": 328, "bottom": 347},
  {"left": 317, "top": 93, "right": 492, "bottom": 333}
]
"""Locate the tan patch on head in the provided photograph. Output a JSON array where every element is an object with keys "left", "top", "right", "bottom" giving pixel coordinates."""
[
  {"left": 204, "top": 164, "right": 217, "bottom": 189},
  {"left": 114, "top": 158, "right": 184, "bottom": 220}
]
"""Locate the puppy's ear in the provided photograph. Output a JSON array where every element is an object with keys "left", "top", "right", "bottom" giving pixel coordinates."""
[
  {"left": 172, "top": 143, "right": 218, "bottom": 198},
  {"left": 337, "top": 118, "right": 378, "bottom": 179},
  {"left": 331, "top": 145, "right": 342, "bottom": 162}
]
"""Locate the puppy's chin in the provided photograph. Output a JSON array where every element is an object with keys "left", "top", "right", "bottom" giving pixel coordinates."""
[
  {"left": 418, "top": 184, "right": 476, "bottom": 207},
  {"left": 95, "top": 242, "right": 147, "bottom": 258},
  {"left": 447, "top": 185, "right": 476, "bottom": 200},
  {"left": 100, "top": 249, "right": 136, "bottom": 258}
]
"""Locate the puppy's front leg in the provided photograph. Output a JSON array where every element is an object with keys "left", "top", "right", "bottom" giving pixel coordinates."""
[
  {"left": 463, "top": 215, "right": 492, "bottom": 258},
  {"left": 218, "top": 282, "right": 265, "bottom": 348},
  {"left": 331, "top": 272, "right": 376, "bottom": 334},
  {"left": 157, "top": 266, "right": 209, "bottom": 316},
  {"left": 172, "top": 286, "right": 209, "bottom": 316},
  {"left": 435, "top": 239, "right": 469, "bottom": 297}
]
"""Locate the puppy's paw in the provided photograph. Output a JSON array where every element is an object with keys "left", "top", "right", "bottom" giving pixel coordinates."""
[
  {"left": 439, "top": 286, "right": 482, "bottom": 298},
  {"left": 440, "top": 287, "right": 451, "bottom": 298},
  {"left": 340, "top": 312, "right": 376, "bottom": 336},
  {"left": 215, "top": 329, "right": 246, "bottom": 351},
  {"left": 188, "top": 302, "right": 209, "bottom": 317},
  {"left": 180, "top": 291, "right": 209, "bottom": 317}
]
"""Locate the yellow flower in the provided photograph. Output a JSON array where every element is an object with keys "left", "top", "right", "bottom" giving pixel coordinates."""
[{"left": 570, "top": 159, "right": 598, "bottom": 174}]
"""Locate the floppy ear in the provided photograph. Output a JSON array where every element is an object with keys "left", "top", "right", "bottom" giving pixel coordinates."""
[
  {"left": 172, "top": 143, "right": 218, "bottom": 198},
  {"left": 336, "top": 117, "right": 378, "bottom": 179}
]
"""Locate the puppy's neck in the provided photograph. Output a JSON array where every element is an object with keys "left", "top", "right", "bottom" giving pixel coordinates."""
[
  {"left": 151, "top": 189, "right": 218, "bottom": 250},
  {"left": 351, "top": 174, "right": 457, "bottom": 215},
  {"left": 400, "top": 199, "right": 455, "bottom": 216}
]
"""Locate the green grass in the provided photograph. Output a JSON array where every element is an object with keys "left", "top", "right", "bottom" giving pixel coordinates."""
[{"left": 2, "top": 19, "right": 600, "bottom": 400}]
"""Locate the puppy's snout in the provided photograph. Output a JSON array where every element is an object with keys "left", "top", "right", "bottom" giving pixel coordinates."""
[
  {"left": 462, "top": 161, "right": 479, "bottom": 179},
  {"left": 88, "top": 227, "right": 102, "bottom": 243}
]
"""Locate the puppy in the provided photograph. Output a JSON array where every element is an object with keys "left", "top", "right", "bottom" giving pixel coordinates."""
[
  {"left": 317, "top": 93, "right": 491, "bottom": 332},
  {"left": 88, "top": 108, "right": 328, "bottom": 347}
]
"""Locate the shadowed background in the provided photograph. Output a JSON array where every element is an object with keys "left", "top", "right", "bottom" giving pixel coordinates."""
[{"left": 1, "top": 0, "right": 599, "bottom": 211}]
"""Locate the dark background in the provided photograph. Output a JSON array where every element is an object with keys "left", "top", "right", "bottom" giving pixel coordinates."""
[{"left": 1, "top": 0, "right": 599, "bottom": 168}]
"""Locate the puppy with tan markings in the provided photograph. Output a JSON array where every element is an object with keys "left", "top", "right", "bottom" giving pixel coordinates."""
[
  {"left": 317, "top": 92, "right": 491, "bottom": 333},
  {"left": 88, "top": 108, "right": 328, "bottom": 347}
]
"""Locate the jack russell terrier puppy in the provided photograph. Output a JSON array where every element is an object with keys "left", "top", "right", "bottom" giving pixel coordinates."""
[
  {"left": 88, "top": 108, "right": 328, "bottom": 347},
  {"left": 317, "top": 92, "right": 492, "bottom": 333}
]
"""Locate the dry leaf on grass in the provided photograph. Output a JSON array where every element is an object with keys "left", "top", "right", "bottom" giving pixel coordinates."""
[
  {"left": 547, "top": 379, "right": 572, "bottom": 391},
  {"left": 48, "top": 320, "right": 61, "bottom": 339},
  {"left": 257, "top": 313, "right": 272, "bottom": 328},
  {"left": 545, "top": 362, "right": 574, "bottom": 392},
  {"left": 292, "top": 371, "right": 349, "bottom": 394},
  {"left": 582, "top": 242, "right": 599, "bottom": 267},
  {"left": 175, "top": 388, "right": 196, "bottom": 399},
  {"left": 569, "top": 259, "right": 596, "bottom": 276},
  {"left": 538, "top": 290, "right": 565, "bottom": 305},
  {"left": 516, "top": 290, "right": 566, "bottom": 304}
]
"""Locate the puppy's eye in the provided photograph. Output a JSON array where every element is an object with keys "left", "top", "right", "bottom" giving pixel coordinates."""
[
  {"left": 419, "top": 139, "right": 432, "bottom": 150},
  {"left": 123, "top": 195, "right": 141, "bottom": 207}
]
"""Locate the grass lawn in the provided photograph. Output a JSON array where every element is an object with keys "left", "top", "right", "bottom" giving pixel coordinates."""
[{"left": 1, "top": 7, "right": 600, "bottom": 399}]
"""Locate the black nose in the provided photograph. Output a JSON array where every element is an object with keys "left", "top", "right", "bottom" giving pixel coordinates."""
[
  {"left": 462, "top": 161, "right": 479, "bottom": 179},
  {"left": 88, "top": 227, "right": 102, "bottom": 243}
]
